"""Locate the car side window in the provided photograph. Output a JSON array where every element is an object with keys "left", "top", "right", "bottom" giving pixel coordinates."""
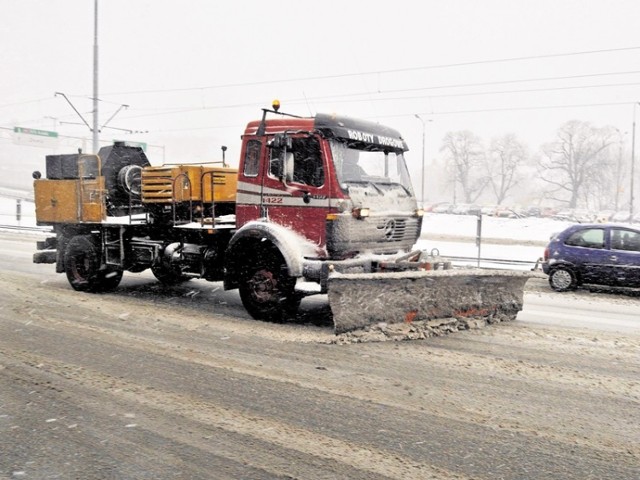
[
  {"left": 565, "top": 228, "right": 605, "bottom": 249},
  {"left": 611, "top": 229, "right": 640, "bottom": 252}
]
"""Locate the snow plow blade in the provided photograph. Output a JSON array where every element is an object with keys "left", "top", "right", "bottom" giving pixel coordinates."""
[{"left": 327, "top": 269, "right": 533, "bottom": 335}]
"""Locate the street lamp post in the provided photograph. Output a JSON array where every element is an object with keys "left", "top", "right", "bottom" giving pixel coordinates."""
[
  {"left": 92, "top": 0, "right": 99, "bottom": 154},
  {"left": 414, "top": 114, "right": 430, "bottom": 204},
  {"left": 614, "top": 128, "right": 627, "bottom": 212},
  {"left": 631, "top": 102, "right": 639, "bottom": 222}
]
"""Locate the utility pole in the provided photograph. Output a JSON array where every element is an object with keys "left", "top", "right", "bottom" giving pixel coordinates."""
[
  {"left": 92, "top": 0, "right": 99, "bottom": 154},
  {"left": 56, "top": 3, "right": 130, "bottom": 149}
]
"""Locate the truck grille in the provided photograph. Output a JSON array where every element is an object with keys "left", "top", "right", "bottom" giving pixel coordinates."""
[
  {"left": 376, "top": 218, "right": 409, "bottom": 242},
  {"left": 327, "top": 216, "right": 422, "bottom": 256}
]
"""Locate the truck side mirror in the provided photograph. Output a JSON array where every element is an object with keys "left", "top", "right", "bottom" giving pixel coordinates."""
[{"left": 270, "top": 133, "right": 292, "bottom": 150}]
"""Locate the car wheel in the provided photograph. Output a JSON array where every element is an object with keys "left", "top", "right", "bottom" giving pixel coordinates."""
[{"left": 549, "top": 267, "right": 577, "bottom": 292}]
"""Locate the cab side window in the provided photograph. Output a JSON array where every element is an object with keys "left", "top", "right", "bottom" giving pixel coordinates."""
[
  {"left": 268, "top": 136, "right": 324, "bottom": 187},
  {"left": 291, "top": 137, "right": 324, "bottom": 187},
  {"left": 565, "top": 228, "right": 605, "bottom": 249},
  {"left": 243, "top": 140, "right": 261, "bottom": 177}
]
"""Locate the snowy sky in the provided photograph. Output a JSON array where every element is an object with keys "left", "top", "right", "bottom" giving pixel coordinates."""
[{"left": 2, "top": 0, "right": 640, "bottom": 187}]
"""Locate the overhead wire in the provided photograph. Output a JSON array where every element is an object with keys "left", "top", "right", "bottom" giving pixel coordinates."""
[
  {"left": 381, "top": 101, "right": 636, "bottom": 119},
  {"left": 102, "top": 45, "right": 640, "bottom": 96},
  {"left": 5, "top": 46, "right": 640, "bottom": 132},
  {"left": 115, "top": 70, "right": 640, "bottom": 121},
  {"left": 303, "top": 82, "right": 640, "bottom": 105},
  {"left": 0, "top": 97, "right": 54, "bottom": 110},
  {"left": 147, "top": 101, "right": 637, "bottom": 135}
]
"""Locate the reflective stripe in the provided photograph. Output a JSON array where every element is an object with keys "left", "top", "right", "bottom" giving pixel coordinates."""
[
  {"left": 237, "top": 181, "right": 289, "bottom": 196},
  {"left": 237, "top": 181, "right": 344, "bottom": 207},
  {"left": 236, "top": 191, "right": 332, "bottom": 208}
]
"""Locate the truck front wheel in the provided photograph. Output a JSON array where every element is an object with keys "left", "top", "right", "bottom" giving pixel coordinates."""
[{"left": 238, "top": 250, "right": 299, "bottom": 322}]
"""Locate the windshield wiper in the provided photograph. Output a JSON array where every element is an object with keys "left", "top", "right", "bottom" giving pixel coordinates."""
[
  {"left": 347, "top": 179, "right": 385, "bottom": 195},
  {"left": 372, "top": 180, "right": 412, "bottom": 196}
]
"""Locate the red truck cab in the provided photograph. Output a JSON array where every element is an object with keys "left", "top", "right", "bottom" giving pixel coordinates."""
[{"left": 233, "top": 109, "right": 422, "bottom": 261}]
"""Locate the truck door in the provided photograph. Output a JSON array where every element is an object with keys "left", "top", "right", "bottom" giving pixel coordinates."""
[{"left": 263, "top": 134, "right": 330, "bottom": 246}]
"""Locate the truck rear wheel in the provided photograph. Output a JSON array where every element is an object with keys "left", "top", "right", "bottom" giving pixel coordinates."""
[
  {"left": 99, "top": 269, "right": 124, "bottom": 291},
  {"left": 151, "top": 261, "right": 190, "bottom": 285},
  {"left": 238, "top": 249, "right": 299, "bottom": 322},
  {"left": 64, "top": 235, "right": 122, "bottom": 292}
]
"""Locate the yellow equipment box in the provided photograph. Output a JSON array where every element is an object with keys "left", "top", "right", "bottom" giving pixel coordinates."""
[
  {"left": 34, "top": 177, "right": 106, "bottom": 224},
  {"left": 141, "top": 165, "right": 238, "bottom": 204}
]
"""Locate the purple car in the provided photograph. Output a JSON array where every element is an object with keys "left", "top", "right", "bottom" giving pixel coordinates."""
[{"left": 542, "top": 223, "right": 640, "bottom": 291}]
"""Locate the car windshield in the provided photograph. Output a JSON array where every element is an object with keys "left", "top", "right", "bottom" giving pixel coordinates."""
[{"left": 330, "top": 139, "right": 414, "bottom": 195}]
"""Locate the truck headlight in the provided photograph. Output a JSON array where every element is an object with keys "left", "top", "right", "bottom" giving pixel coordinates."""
[{"left": 352, "top": 207, "right": 370, "bottom": 219}]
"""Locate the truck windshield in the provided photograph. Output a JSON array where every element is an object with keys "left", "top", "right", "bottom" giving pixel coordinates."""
[{"left": 330, "top": 139, "right": 414, "bottom": 195}]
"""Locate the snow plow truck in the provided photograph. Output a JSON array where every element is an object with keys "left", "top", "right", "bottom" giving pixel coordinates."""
[{"left": 32, "top": 102, "right": 531, "bottom": 334}]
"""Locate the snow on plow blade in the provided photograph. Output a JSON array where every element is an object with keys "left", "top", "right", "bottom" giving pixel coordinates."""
[{"left": 328, "top": 269, "right": 533, "bottom": 335}]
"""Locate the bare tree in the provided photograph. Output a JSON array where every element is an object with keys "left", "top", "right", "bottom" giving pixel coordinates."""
[
  {"left": 538, "top": 120, "right": 616, "bottom": 208},
  {"left": 440, "top": 131, "right": 487, "bottom": 204},
  {"left": 581, "top": 127, "right": 626, "bottom": 210},
  {"left": 485, "top": 134, "right": 527, "bottom": 205}
]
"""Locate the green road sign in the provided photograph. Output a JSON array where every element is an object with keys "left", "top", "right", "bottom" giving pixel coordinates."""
[
  {"left": 13, "top": 126, "right": 60, "bottom": 148},
  {"left": 14, "top": 127, "right": 58, "bottom": 138}
]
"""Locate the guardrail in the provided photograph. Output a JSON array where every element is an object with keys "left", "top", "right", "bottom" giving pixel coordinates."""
[
  {"left": 0, "top": 189, "right": 34, "bottom": 202},
  {"left": 0, "top": 224, "right": 52, "bottom": 233},
  {"left": 445, "top": 255, "right": 540, "bottom": 271},
  {"left": 0, "top": 223, "right": 542, "bottom": 270}
]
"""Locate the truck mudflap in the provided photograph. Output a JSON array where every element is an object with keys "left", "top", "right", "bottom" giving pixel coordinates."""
[{"left": 327, "top": 269, "right": 533, "bottom": 336}]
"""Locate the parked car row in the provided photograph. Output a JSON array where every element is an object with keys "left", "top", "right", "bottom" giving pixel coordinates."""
[
  {"left": 426, "top": 203, "right": 640, "bottom": 223},
  {"left": 428, "top": 203, "right": 522, "bottom": 217}
]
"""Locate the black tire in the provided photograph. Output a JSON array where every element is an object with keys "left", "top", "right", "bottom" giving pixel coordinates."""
[
  {"left": 238, "top": 249, "right": 298, "bottom": 322},
  {"left": 548, "top": 266, "right": 578, "bottom": 292},
  {"left": 64, "top": 235, "right": 107, "bottom": 292},
  {"left": 151, "top": 260, "right": 190, "bottom": 285},
  {"left": 98, "top": 269, "right": 123, "bottom": 291}
]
